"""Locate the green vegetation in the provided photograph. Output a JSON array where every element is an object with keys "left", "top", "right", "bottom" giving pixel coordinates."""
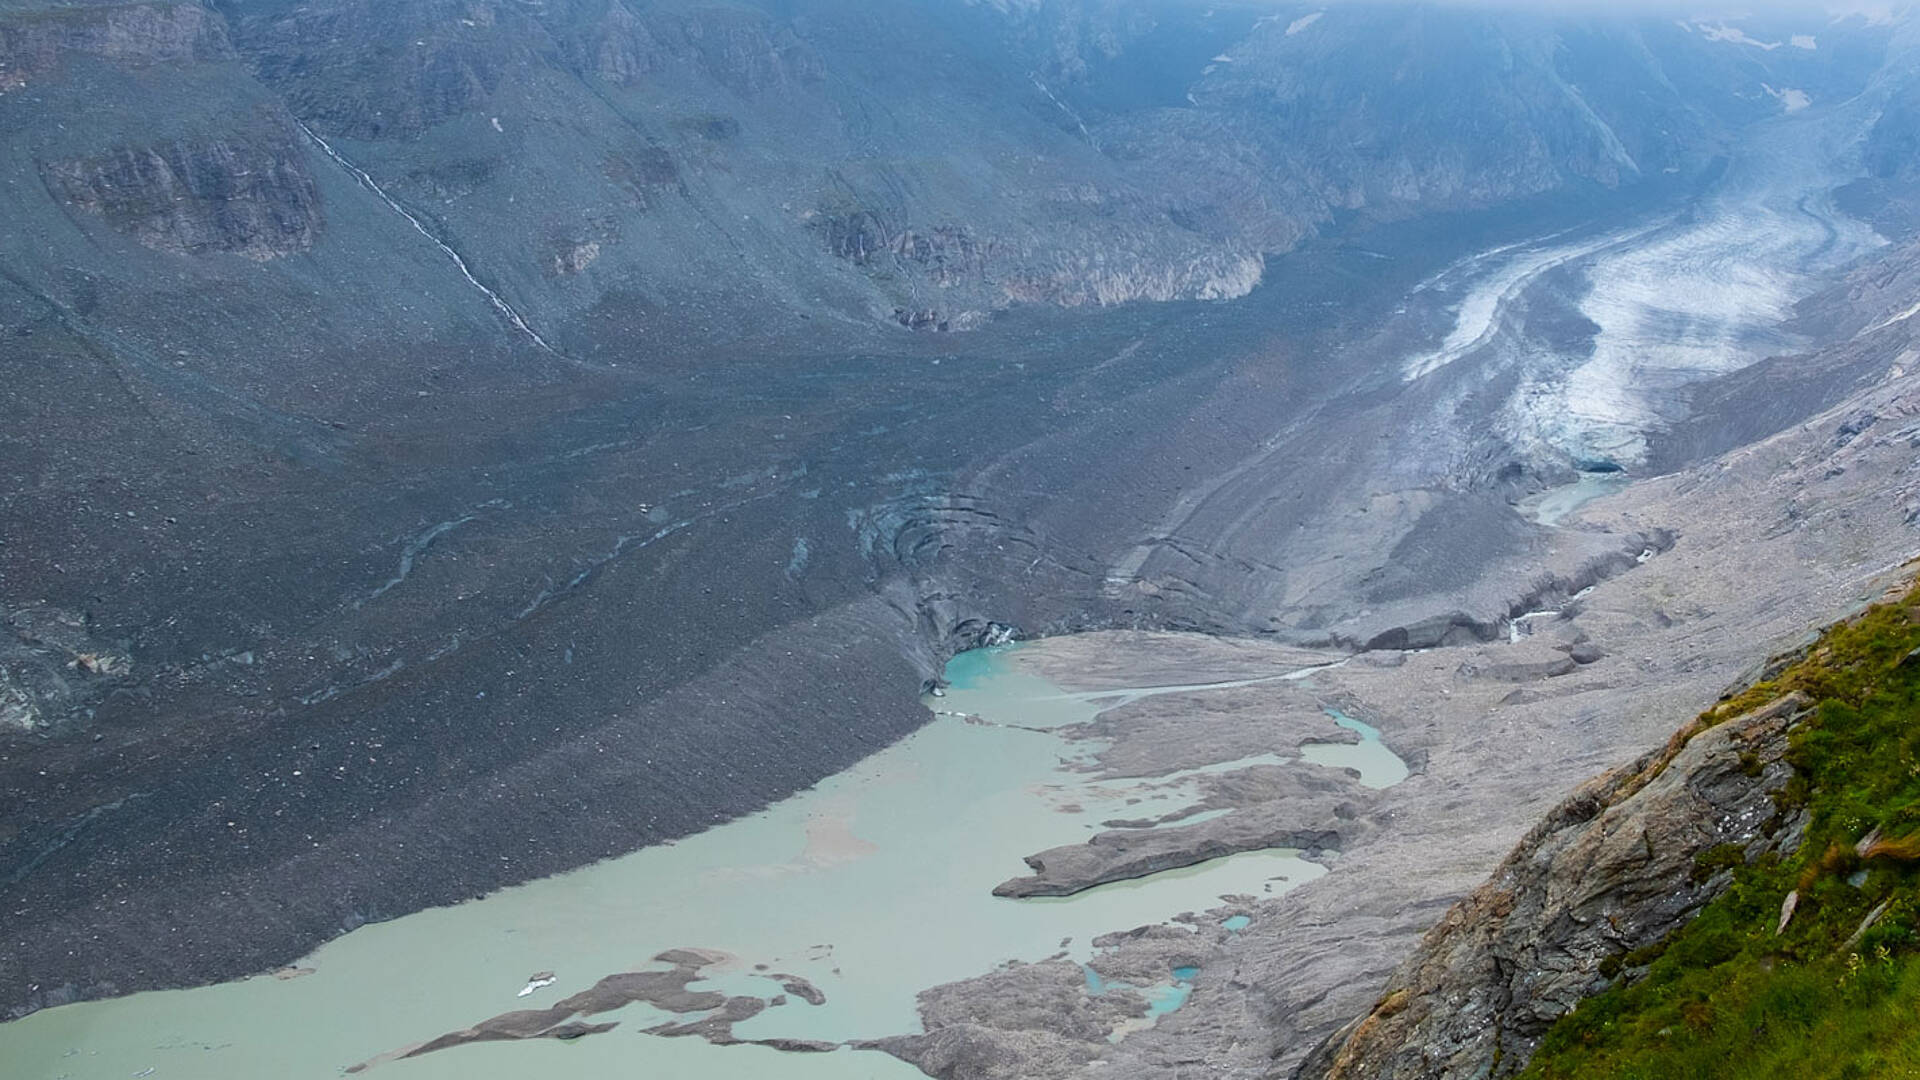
[{"left": 1521, "top": 584, "right": 1920, "bottom": 1080}]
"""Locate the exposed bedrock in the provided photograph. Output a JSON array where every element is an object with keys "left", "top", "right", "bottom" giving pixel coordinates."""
[
  {"left": 873, "top": 282, "right": 1920, "bottom": 1079},
  {"left": 2, "top": 0, "right": 1919, "bottom": 1031},
  {"left": 1297, "top": 692, "right": 1807, "bottom": 1080},
  {"left": 0, "top": 1, "right": 233, "bottom": 89},
  {"left": 41, "top": 125, "right": 323, "bottom": 259},
  {"left": 9, "top": 0, "right": 1861, "bottom": 342}
]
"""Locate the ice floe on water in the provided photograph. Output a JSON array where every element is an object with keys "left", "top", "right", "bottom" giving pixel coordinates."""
[{"left": 515, "top": 971, "right": 558, "bottom": 998}]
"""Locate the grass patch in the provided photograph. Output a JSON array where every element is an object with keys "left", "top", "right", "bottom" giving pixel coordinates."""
[{"left": 1520, "top": 584, "right": 1920, "bottom": 1080}]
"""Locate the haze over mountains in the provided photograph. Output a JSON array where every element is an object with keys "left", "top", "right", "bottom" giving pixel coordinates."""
[{"left": 6, "top": 1, "right": 1920, "bottom": 1055}]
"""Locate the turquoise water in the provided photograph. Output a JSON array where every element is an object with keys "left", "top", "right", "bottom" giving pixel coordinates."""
[
  {"left": 1082, "top": 963, "right": 1200, "bottom": 1031},
  {"left": 1523, "top": 472, "right": 1631, "bottom": 527},
  {"left": 3, "top": 645, "right": 1328, "bottom": 1080},
  {"left": 1142, "top": 981, "right": 1193, "bottom": 1020},
  {"left": 1299, "top": 708, "right": 1409, "bottom": 789},
  {"left": 1221, "top": 915, "right": 1252, "bottom": 932}
]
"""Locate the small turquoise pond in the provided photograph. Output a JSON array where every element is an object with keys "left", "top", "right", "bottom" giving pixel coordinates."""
[
  {"left": 1300, "top": 707, "right": 1410, "bottom": 788},
  {"left": 1085, "top": 963, "right": 1202, "bottom": 1025}
]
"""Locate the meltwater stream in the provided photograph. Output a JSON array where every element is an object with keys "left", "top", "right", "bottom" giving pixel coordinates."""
[{"left": 4, "top": 645, "right": 1396, "bottom": 1080}]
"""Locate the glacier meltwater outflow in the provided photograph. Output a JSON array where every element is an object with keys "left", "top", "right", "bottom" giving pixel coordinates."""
[{"left": 1, "top": 645, "right": 1398, "bottom": 1080}]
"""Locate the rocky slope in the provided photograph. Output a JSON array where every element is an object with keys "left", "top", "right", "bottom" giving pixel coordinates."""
[
  {"left": 1275, "top": 237, "right": 1920, "bottom": 1078},
  {"left": 41, "top": 121, "right": 321, "bottom": 259},
  {"left": 847, "top": 212, "right": 1920, "bottom": 1080},
  {"left": 1298, "top": 691, "right": 1811, "bottom": 1080},
  {"left": 1298, "top": 566, "right": 1920, "bottom": 1080},
  {"left": 5, "top": 0, "right": 1889, "bottom": 343},
  {"left": 4, "top": 0, "right": 1920, "bottom": 1027}
]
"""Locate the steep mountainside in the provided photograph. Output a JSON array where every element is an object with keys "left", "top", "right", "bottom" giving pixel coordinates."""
[
  {"left": 3, "top": 0, "right": 1893, "bottom": 349},
  {"left": 819, "top": 221, "right": 1920, "bottom": 1080},
  {"left": 1303, "top": 584, "right": 1920, "bottom": 1080},
  {"left": 4, "top": 0, "right": 1919, "bottom": 1025}
]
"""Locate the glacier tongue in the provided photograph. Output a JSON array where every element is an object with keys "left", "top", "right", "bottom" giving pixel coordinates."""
[{"left": 1510, "top": 102, "right": 1886, "bottom": 466}]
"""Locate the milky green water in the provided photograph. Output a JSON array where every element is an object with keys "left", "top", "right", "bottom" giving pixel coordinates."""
[
  {"left": 1081, "top": 961, "right": 1200, "bottom": 1041},
  {"left": 1301, "top": 708, "right": 1410, "bottom": 789},
  {"left": 4, "top": 646, "right": 1333, "bottom": 1080},
  {"left": 1523, "top": 472, "right": 1631, "bottom": 527}
]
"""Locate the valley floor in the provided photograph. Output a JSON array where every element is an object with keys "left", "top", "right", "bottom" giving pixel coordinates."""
[{"left": 10, "top": 67, "right": 1920, "bottom": 1080}]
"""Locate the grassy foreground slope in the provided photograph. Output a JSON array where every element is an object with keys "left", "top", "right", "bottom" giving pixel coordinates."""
[{"left": 1521, "top": 582, "right": 1920, "bottom": 1080}]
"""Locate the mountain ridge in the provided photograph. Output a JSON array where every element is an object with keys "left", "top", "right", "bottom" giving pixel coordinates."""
[{"left": 6, "top": 0, "right": 1920, "bottom": 1029}]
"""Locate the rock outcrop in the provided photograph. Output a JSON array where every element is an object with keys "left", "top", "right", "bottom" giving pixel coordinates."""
[
  {"left": 0, "top": 2, "right": 233, "bottom": 92},
  {"left": 0, "top": 604, "right": 133, "bottom": 734},
  {"left": 2, "top": 0, "right": 1916, "bottom": 1031},
  {"left": 42, "top": 125, "right": 322, "bottom": 259},
  {"left": 1297, "top": 692, "right": 1810, "bottom": 1080}
]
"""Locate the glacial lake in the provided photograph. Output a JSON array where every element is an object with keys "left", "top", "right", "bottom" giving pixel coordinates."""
[
  {"left": 4, "top": 644, "right": 1398, "bottom": 1080},
  {"left": 1521, "top": 471, "right": 1632, "bottom": 527}
]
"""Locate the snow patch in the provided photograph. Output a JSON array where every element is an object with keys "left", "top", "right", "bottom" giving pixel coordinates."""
[
  {"left": 1287, "top": 12, "right": 1324, "bottom": 35},
  {"left": 1790, "top": 34, "right": 1817, "bottom": 50},
  {"left": 1860, "top": 298, "right": 1920, "bottom": 335},
  {"left": 1684, "top": 21, "right": 1782, "bottom": 50},
  {"left": 1764, "top": 85, "right": 1812, "bottom": 113},
  {"left": 1826, "top": 3, "right": 1900, "bottom": 26}
]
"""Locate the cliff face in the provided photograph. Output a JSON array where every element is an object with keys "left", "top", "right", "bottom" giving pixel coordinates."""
[
  {"left": 2, "top": 0, "right": 1890, "bottom": 340},
  {"left": 1298, "top": 692, "right": 1809, "bottom": 1079},
  {"left": 12, "top": 0, "right": 1845, "bottom": 336},
  {"left": 2, "top": 0, "right": 1916, "bottom": 1029},
  {"left": 0, "top": 1, "right": 232, "bottom": 91},
  {"left": 7, "top": 7, "right": 320, "bottom": 261},
  {"left": 41, "top": 123, "right": 321, "bottom": 259}
]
